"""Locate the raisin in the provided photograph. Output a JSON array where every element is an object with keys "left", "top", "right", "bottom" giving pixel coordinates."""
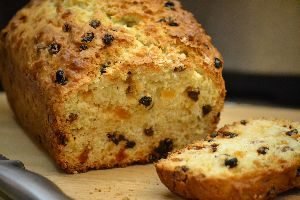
[
  {"left": 48, "top": 42, "right": 61, "bottom": 55},
  {"left": 158, "top": 17, "right": 179, "bottom": 26},
  {"left": 158, "top": 18, "right": 167, "bottom": 23},
  {"left": 55, "top": 131, "right": 68, "bottom": 146},
  {"left": 257, "top": 146, "right": 269, "bottom": 155},
  {"left": 107, "top": 132, "right": 131, "bottom": 146},
  {"left": 126, "top": 86, "right": 132, "bottom": 95},
  {"left": 100, "top": 64, "right": 109, "bottom": 75},
  {"left": 118, "top": 134, "right": 126, "bottom": 141},
  {"left": 63, "top": 23, "right": 72, "bottom": 32},
  {"left": 225, "top": 157, "right": 238, "bottom": 168},
  {"left": 210, "top": 132, "right": 218, "bottom": 138},
  {"left": 125, "top": 141, "right": 136, "bottom": 149},
  {"left": 79, "top": 44, "right": 88, "bottom": 51},
  {"left": 144, "top": 127, "right": 154, "bottom": 136},
  {"left": 149, "top": 139, "right": 173, "bottom": 162},
  {"left": 221, "top": 132, "right": 238, "bottom": 138},
  {"left": 168, "top": 21, "right": 179, "bottom": 26},
  {"left": 187, "top": 88, "right": 200, "bottom": 102},
  {"left": 107, "top": 132, "right": 120, "bottom": 145},
  {"left": 286, "top": 129, "right": 298, "bottom": 136},
  {"left": 181, "top": 166, "right": 189, "bottom": 172},
  {"left": 202, "top": 105, "right": 212, "bottom": 116},
  {"left": 174, "top": 66, "right": 186, "bottom": 72},
  {"left": 240, "top": 120, "right": 247, "bottom": 125},
  {"left": 214, "top": 58, "right": 223, "bottom": 69},
  {"left": 102, "top": 34, "right": 114, "bottom": 45},
  {"left": 297, "top": 168, "right": 300, "bottom": 177},
  {"left": 154, "top": 138, "right": 173, "bottom": 158},
  {"left": 211, "top": 143, "right": 219, "bottom": 152},
  {"left": 89, "top": 19, "right": 101, "bottom": 29},
  {"left": 55, "top": 70, "right": 67, "bottom": 85},
  {"left": 164, "top": 1, "right": 175, "bottom": 9},
  {"left": 82, "top": 32, "right": 94, "bottom": 43},
  {"left": 67, "top": 113, "right": 78, "bottom": 122},
  {"left": 139, "top": 96, "right": 152, "bottom": 107}
]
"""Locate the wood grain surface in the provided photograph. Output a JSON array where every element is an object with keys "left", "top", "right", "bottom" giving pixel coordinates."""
[{"left": 0, "top": 93, "right": 299, "bottom": 200}]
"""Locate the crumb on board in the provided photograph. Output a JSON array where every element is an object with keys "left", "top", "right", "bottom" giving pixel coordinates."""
[
  {"left": 94, "top": 188, "right": 102, "bottom": 192},
  {"left": 115, "top": 192, "right": 123, "bottom": 196}
]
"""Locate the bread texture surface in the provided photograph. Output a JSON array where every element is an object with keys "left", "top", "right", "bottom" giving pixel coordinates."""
[
  {"left": 155, "top": 119, "right": 300, "bottom": 200},
  {"left": 0, "top": 0, "right": 225, "bottom": 173}
]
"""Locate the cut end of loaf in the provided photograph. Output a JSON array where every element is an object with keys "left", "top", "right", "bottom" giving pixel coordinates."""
[{"left": 55, "top": 66, "right": 223, "bottom": 173}]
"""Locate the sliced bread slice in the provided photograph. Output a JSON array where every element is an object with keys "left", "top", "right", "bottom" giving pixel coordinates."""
[{"left": 155, "top": 119, "right": 300, "bottom": 200}]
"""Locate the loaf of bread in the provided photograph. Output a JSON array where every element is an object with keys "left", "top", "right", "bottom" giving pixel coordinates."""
[
  {"left": 0, "top": 0, "right": 225, "bottom": 173},
  {"left": 156, "top": 119, "right": 300, "bottom": 200}
]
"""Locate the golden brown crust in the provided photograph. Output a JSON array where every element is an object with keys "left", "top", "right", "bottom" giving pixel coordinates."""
[
  {"left": 156, "top": 164, "right": 299, "bottom": 200},
  {"left": 0, "top": 0, "right": 225, "bottom": 173},
  {"left": 1, "top": 0, "right": 225, "bottom": 97}
]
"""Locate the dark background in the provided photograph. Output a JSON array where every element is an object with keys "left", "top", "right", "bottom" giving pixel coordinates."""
[
  {"left": 0, "top": 0, "right": 28, "bottom": 91},
  {"left": 0, "top": 0, "right": 299, "bottom": 107}
]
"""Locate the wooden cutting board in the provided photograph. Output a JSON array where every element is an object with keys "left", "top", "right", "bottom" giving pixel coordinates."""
[{"left": 0, "top": 93, "right": 299, "bottom": 200}]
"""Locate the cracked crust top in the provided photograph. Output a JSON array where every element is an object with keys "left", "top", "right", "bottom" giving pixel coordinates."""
[{"left": 0, "top": 0, "right": 225, "bottom": 101}]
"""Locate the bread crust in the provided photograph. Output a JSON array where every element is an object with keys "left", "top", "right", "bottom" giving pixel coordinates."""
[
  {"left": 0, "top": 0, "right": 225, "bottom": 173},
  {"left": 156, "top": 164, "right": 300, "bottom": 200}
]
